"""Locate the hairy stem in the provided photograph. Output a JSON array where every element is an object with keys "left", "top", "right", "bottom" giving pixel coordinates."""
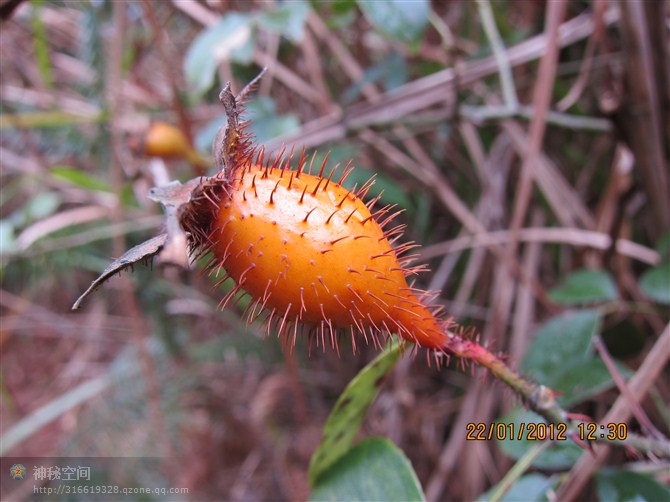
[{"left": 446, "top": 333, "right": 566, "bottom": 424}]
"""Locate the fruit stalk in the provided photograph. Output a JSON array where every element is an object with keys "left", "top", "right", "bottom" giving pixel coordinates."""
[{"left": 443, "top": 334, "right": 566, "bottom": 424}]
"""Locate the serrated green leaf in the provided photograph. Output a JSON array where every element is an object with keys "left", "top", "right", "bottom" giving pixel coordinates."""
[
  {"left": 597, "top": 468, "right": 670, "bottom": 502},
  {"left": 51, "top": 166, "right": 110, "bottom": 192},
  {"left": 257, "top": 1, "right": 311, "bottom": 42},
  {"left": 308, "top": 341, "right": 404, "bottom": 486},
  {"left": 639, "top": 263, "right": 670, "bottom": 305},
  {"left": 521, "top": 309, "right": 600, "bottom": 387},
  {"left": 548, "top": 268, "right": 618, "bottom": 305},
  {"left": 497, "top": 408, "right": 582, "bottom": 469},
  {"left": 184, "top": 14, "right": 255, "bottom": 96},
  {"left": 357, "top": 0, "right": 430, "bottom": 48},
  {"left": 309, "top": 438, "right": 425, "bottom": 502}
]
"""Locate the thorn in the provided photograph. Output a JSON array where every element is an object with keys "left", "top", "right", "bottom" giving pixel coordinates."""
[
  {"left": 283, "top": 144, "right": 295, "bottom": 174},
  {"left": 307, "top": 150, "right": 317, "bottom": 175},
  {"left": 303, "top": 207, "right": 318, "bottom": 223},
  {"left": 333, "top": 294, "right": 347, "bottom": 309},
  {"left": 367, "top": 291, "right": 390, "bottom": 308},
  {"left": 337, "top": 161, "right": 354, "bottom": 185},
  {"left": 238, "top": 263, "right": 256, "bottom": 283},
  {"left": 277, "top": 303, "right": 293, "bottom": 339},
  {"left": 346, "top": 285, "right": 364, "bottom": 302},
  {"left": 323, "top": 163, "right": 338, "bottom": 191},
  {"left": 269, "top": 179, "right": 281, "bottom": 204},
  {"left": 295, "top": 148, "right": 308, "bottom": 177},
  {"left": 299, "top": 185, "right": 308, "bottom": 204},
  {"left": 299, "top": 287, "right": 307, "bottom": 314},
  {"left": 311, "top": 177, "right": 323, "bottom": 196},
  {"left": 374, "top": 275, "right": 394, "bottom": 282},
  {"left": 356, "top": 174, "right": 377, "bottom": 200},
  {"left": 336, "top": 191, "right": 351, "bottom": 208},
  {"left": 317, "top": 151, "right": 331, "bottom": 178},
  {"left": 325, "top": 209, "right": 340, "bottom": 224},
  {"left": 369, "top": 252, "right": 393, "bottom": 260},
  {"left": 256, "top": 146, "right": 266, "bottom": 167},
  {"left": 318, "top": 276, "right": 330, "bottom": 293},
  {"left": 330, "top": 236, "right": 348, "bottom": 245},
  {"left": 360, "top": 214, "right": 375, "bottom": 225},
  {"left": 379, "top": 208, "right": 404, "bottom": 229},
  {"left": 344, "top": 207, "right": 358, "bottom": 223}
]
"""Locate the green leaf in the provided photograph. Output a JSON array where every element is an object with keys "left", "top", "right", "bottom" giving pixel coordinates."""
[
  {"left": 357, "top": 0, "right": 430, "bottom": 49},
  {"left": 477, "top": 473, "right": 554, "bottom": 502},
  {"left": 326, "top": 0, "right": 358, "bottom": 29},
  {"left": 551, "top": 358, "right": 617, "bottom": 407},
  {"left": 521, "top": 309, "right": 600, "bottom": 387},
  {"left": 257, "top": 2, "right": 311, "bottom": 42},
  {"left": 342, "top": 52, "right": 407, "bottom": 103},
  {"left": 522, "top": 310, "right": 622, "bottom": 406},
  {"left": 548, "top": 268, "right": 618, "bottom": 305},
  {"left": 655, "top": 230, "right": 670, "bottom": 259},
  {"left": 184, "top": 14, "right": 255, "bottom": 96},
  {"left": 497, "top": 408, "right": 582, "bottom": 469},
  {"left": 597, "top": 468, "right": 670, "bottom": 502},
  {"left": 51, "top": 166, "right": 110, "bottom": 192},
  {"left": 9, "top": 191, "right": 61, "bottom": 228},
  {"left": 639, "top": 262, "right": 670, "bottom": 304},
  {"left": 309, "top": 438, "right": 425, "bottom": 502},
  {"left": 30, "top": 0, "right": 54, "bottom": 91},
  {"left": 0, "top": 220, "right": 16, "bottom": 255},
  {"left": 308, "top": 341, "right": 404, "bottom": 486}
]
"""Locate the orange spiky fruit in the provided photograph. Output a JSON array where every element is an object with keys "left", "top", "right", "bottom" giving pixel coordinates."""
[
  {"left": 179, "top": 79, "right": 453, "bottom": 355},
  {"left": 183, "top": 151, "right": 449, "bottom": 352}
]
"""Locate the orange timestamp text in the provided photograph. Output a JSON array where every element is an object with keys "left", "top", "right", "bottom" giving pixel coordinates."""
[
  {"left": 466, "top": 422, "right": 568, "bottom": 441},
  {"left": 466, "top": 422, "right": 628, "bottom": 441}
]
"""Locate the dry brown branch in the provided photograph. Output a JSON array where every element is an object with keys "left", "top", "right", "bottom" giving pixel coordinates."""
[
  {"left": 420, "top": 227, "right": 661, "bottom": 266},
  {"left": 617, "top": 1, "right": 670, "bottom": 237}
]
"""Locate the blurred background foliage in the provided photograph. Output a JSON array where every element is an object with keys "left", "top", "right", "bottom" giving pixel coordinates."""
[{"left": 1, "top": 0, "right": 668, "bottom": 500}]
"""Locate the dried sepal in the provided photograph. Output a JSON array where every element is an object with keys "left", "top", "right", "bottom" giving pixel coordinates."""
[{"left": 72, "top": 233, "right": 168, "bottom": 310}]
